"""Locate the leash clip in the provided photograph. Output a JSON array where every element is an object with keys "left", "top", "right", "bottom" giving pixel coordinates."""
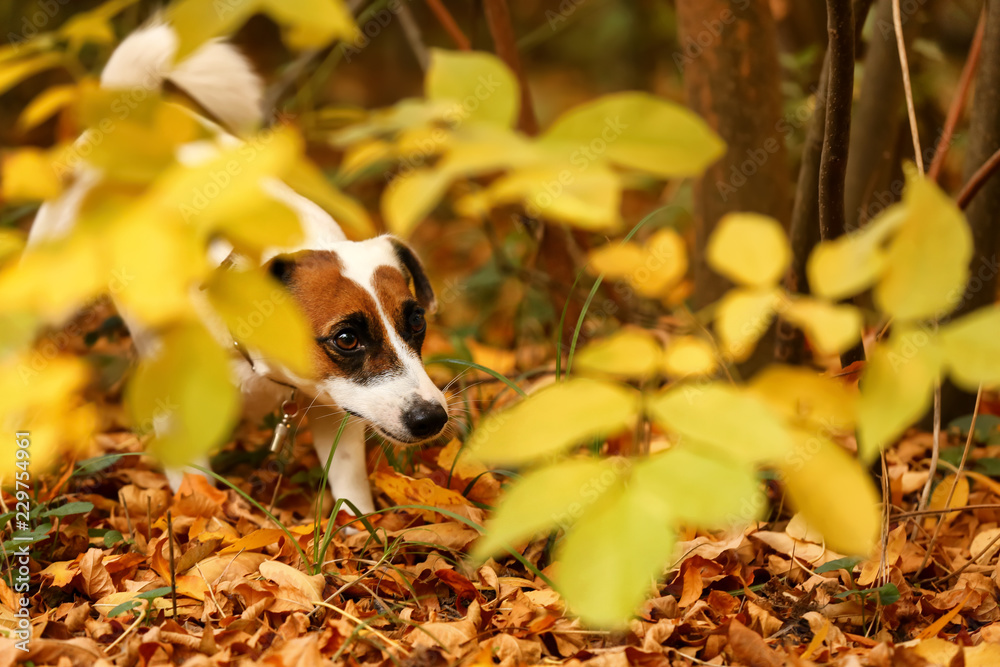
[{"left": 270, "top": 393, "right": 298, "bottom": 454}]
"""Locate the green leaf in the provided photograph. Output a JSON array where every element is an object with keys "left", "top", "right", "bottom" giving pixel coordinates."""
[
  {"left": 574, "top": 329, "right": 663, "bottom": 380},
  {"left": 875, "top": 175, "right": 972, "bottom": 321},
  {"left": 949, "top": 414, "right": 1000, "bottom": 444},
  {"left": 815, "top": 556, "right": 864, "bottom": 574},
  {"left": 939, "top": 306, "right": 1000, "bottom": 391},
  {"left": 39, "top": 501, "right": 94, "bottom": 518},
  {"left": 426, "top": 49, "right": 519, "bottom": 128},
  {"left": 104, "top": 530, "right": 124, "bottom": 547},
  {"left": 73, "top": 454, "right": 123, "bottom": 477},
  {"left": 557, "top": 482, "right": 675, "bottom": 627},
  {"left": 857, "top": 328, "right": 942, "bottom": 461},
  {"left": 472, "top": 457, "right": 625, "bottom": 561},
  {"left": 466, "top": 378, "right": 640, "bottom": 465},
  {"left": 205, "top": 268, "right": 315, "bottom": 379},
  {"left": 779, "top": 437, "right": 880, "bottom": 556},
  {"left": 127, "top": 324, "right": 241, "bottom": 468},
  {"left": 706, "top": 213, "right": 789, "bottom": 287},
  {"left": 836, "top": 582, "right": 899, "bottom": 605},
  {"left": 633, "top": 447, "right": 763, "bottom": 527},
  {"left": 539, "top": 92, "right": 725, "bottom": 179},
  {"left": 108, "top": 600, "right": 142, "bottom": 618},
  {"left": 646, "top": 383, "right": 793, "bottom": 464}
]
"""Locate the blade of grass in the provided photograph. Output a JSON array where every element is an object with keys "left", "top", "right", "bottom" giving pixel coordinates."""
[{"left": 433, "top": 358, "right": 526, "bottom": 397}]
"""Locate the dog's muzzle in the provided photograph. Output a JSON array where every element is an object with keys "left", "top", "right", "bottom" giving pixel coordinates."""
[{"left": 402, "top": 400, "right": 448, "bottom": 439}]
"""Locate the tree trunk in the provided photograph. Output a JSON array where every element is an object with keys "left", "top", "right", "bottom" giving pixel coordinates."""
[
  {"left": 940, "top": 0, "right": 1000, "bottom": 421},
  {"left": 675, "top": 0, "right": 790, "bottom": 316}
]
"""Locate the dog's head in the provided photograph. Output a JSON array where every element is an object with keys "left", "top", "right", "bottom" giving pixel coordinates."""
[{"left": 269, "top": 236, "right": 448, "bottom": 443}]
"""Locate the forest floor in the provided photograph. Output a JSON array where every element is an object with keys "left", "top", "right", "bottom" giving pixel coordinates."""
[{"left": 3, "top": 311, "right": 1000, "bottom": 667}]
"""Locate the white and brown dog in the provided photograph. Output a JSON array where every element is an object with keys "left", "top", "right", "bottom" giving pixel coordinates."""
[{"left": 26, "top": 23, "right": 449, "bottom": 516}]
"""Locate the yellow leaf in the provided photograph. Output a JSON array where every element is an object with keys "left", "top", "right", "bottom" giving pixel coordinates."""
[
  {"left": 925, "top": 474, "right": 968, "bottom": 527},
  {"left": 662, "top": 336, "right": 717, "bottom": 378},
  {"left": 635, "top": 229, "right": 689, "bottom": 298},
  {"left": 461, "top": 164, "right": 621, "bottom": 230},
  {"left": 0, "top": 52, "right": 63, "bottom": 96},
  {"left": 82, "top": 102, "right": 200, "bottom": 184},
  {"left": 426, "top": 49, "right": 519, "bottom": 129},
  {"left": 557, "top": 480, "right": 675, "bottom": 627},
  {"left": 634, "top": 447, "right": 763, "bottom": 527},
  {"left": 170, "top": 0, "right": 355, "bottom": 59},
  {"left": 17, "top": 84, "right": 79, "bottom": 130},
  {"left": 472, "top": 457, "right": 625, "bottom": 561},
  {"left": 574, "top": 329, "right": 663, "bottom": 379},
  {"left": 807, "top": 206, "right": 904, "bottom": 301},
  {"left": 912, "top": 639, "right": 961, "bottom": 666},
  {"left": 140, "top": 126, "right": 302, "bottom": 231},
  {"left": 939, "top": 306, "right": 1000, "bottom": 391},
  {"left": 779, "top": 437, "right": 880, "bottom": 556},
  {"left": 285, "top": 157, "right": 374, "bottom": 239},
  {"left": 706, "top": 213, "right": 789, "bottom": 287},
  {"left": 466, "top": 378, "right": 640, "bottom": 465},
  {"left": 205, "top": 268, "right": 315, "bottom": 379},
  {"left": 539, "top": 92, "right": 725, "bottom": 179},
  {"left": 1, "top": 148, "right": 61, "bottom": 201},
  {"left": 0, "top": 229, "right": 24, "bottom": 264},
  {"left": 857, "top": 328, "right": 942, "bottom": 461},
  {"left": 0, "top": 231, "right": 106, "bottom": 320},
  {"left": 877, "top": 175, "right": 972, "bottom": 321},
  {"left": 783, "top": 298, "right": 862, "bottom": 356},
  {"left": 713, "top": 286, "right": 780, "bottom": 362},
  {"left": 589, "top": 243, "right": 644, "bottom": 277},
  {"left": 108, "top": 217, "right": 205, "bottom": 326},
  {"left": 340, "top": 138, "right": 396, "bottom": 180},
  {"left": 587, "top": 230, "right": 688, "bottom": 298},
  {"left": 647, "top": 383, "right": 793, "bottom": 464},
  {"left": 258, "top": 560, "right": 324, "bottom": 602},
  {"left": 127, "top": 324, "right": 240, "bottom": 467},
  {"left": 381, "top": 168, "right": 452, "bottom": 237},
  {"left": 749, "top": 365, "right": 857, "bottom": 433}
]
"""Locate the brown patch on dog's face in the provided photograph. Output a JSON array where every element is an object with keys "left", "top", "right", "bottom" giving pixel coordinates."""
[
  {"left": 283, "top": 251, "right": 404, "bottom": 384},
  {"left": 373, "top": 265, "right": 427, "bottom": 356}
]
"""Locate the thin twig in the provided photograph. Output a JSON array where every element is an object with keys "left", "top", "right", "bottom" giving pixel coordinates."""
[
  {"left": 892, "top": 0, "right": 923, "bottom": 173},
  {"left": 426, "top": 0, "right": 471, "bottom": 50},
  {"left": 818, "top": 0, "right": 855, "bottom": 241},
  {"left": 928, "top": 11, "right": 985, "bottom": 182},
  {"left": 912, "top": 377, "right": 942, "bottom": 540},
  {"left": 167, "top": 510, "right": 178, "bottom": 617},
  {"left": 931, "top": 527, "right": 1000, "bottom": 586},
  {"left": 918, "top": 384, "right": 983, "bottom": 573},
  {"left": 893, "top": 503, "right": 1000, "bottom": 520},
  {"left": 397, "top": 3, "right": 430, "bottom": 71},
  {"left": 482, "top": 0, "right": 538, "bottom": 135},
  {"left": 956, "top": 145, "right": 1000, "bottom": 209}
]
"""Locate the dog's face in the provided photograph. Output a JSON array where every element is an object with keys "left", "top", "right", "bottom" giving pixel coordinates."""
[{"left": 270, "top": 236, "right": 448, "bottom": 444}]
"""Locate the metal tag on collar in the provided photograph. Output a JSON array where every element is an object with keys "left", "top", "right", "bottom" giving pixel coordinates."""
[{"left": 270, "top": 394, "right": 299, "bottom": 454}]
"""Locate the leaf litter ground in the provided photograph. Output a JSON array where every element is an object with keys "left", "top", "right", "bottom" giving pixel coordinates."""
[{"left": 3, "top": 321, "right": 1000, "bottom": 666}]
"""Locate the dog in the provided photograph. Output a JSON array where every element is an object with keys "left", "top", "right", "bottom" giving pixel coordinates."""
[{"left": 26, "top": 22, "right": 449, "bottom": 517}]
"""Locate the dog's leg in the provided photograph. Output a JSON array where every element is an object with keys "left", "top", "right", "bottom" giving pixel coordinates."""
[{"left": 308, "top": 409, "right": 374, "bottom": 517}]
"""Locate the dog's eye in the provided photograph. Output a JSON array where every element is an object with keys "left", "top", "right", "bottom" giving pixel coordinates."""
[
  {"left": 332, "top": 330, "right": 359, "bottom": 351},
  {"left": 408, "top": 308, "right": 426, "bottom": 334}
]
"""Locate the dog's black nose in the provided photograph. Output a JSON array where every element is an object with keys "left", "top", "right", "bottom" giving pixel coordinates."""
[{"left": 403, "top": 402, "right": 448, "bottom": 439}]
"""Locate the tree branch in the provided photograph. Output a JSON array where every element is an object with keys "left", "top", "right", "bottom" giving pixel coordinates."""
[
  {"left": 818, "top": 0, "right": 854, "bottom": 241},
  {"left": 426, "top": 0, "right": 472, "bottom": 51},
  {"left": 482, "top": 0, "right": 538, "bottom": 135}
]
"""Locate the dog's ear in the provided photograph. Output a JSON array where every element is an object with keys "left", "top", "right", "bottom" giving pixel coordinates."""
[
  {"left": 267, "top": 254, "right": 296, "bottom": 284},
  {"left": 389, "top": 238, "right": 437, "bottom": 313}
]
